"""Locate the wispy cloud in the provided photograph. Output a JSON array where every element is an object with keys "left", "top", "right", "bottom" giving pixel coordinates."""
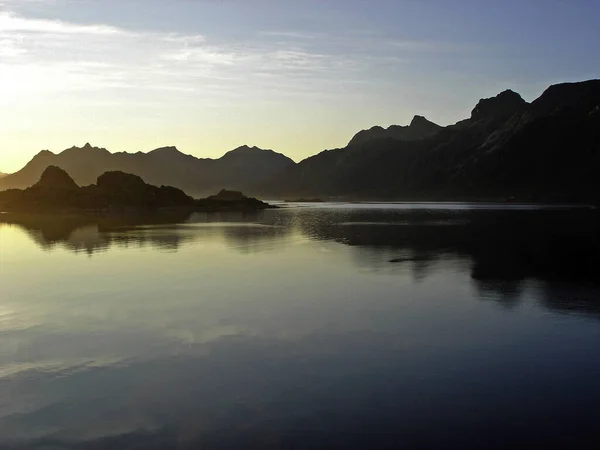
[
  {"left": 0, "top": 11, "right": 124, "bottom": 35},
  {"left": 0, "top": 8, "right": 465, "bottom": 107}
]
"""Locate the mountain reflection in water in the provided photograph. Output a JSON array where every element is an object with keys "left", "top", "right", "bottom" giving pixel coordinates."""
[
  {"left": 1, "top": 204, "right": 599, "bottom": 449},
  {"left": 3, "top": 205, "right": 598, "bottom": 280}
]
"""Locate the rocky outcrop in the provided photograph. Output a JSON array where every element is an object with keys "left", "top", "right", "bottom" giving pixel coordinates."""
[
  {"left": 526, "top": 80, "right": 600, "bottom": 120},
  {"left": 348, "top": 115, "right": 442, "bottom": 146},
  {"left": 469, "top": 89, "right": 528, "bottom": 123},
  {"left": 0, "top": 167, "right": 274, "bottom": 213},
  {"left": 31, "top": 165, "right": 79, "bottom": 190},
  {"left": 92, "top": 171, "right": 194, "bottom": 209},
  {"left": 96, "top": 171, "right": 148, "bottom": 192},
  {"left": 196, "top": 189, "right": 274, "bottom": 211},
  {"left": 0, "top": 167, "right": 194, "bottom": 212},
  {"left": 208, "top": 189, "right": 245, "bottom": 201}
]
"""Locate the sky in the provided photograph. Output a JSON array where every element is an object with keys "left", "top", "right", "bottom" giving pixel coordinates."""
[{"left": 0, "top": 0, "right": 599, "bottom": 173}]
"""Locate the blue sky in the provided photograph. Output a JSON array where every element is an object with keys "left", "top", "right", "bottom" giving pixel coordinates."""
[{"left": 1, "top": 0, "right": 599, "bottom": 171}]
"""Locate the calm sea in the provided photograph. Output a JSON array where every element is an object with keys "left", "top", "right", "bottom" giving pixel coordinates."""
[{"left": 1, "top": 204, "right": 599, "bottom": 449}]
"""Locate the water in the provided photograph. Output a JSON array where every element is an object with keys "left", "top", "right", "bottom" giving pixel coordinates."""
[{"left": 1, "top": 204, "right": 599, "bottom": 449}]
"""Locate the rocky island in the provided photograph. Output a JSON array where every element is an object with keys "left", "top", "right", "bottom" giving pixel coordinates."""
[{"left": 0, "top": 166, "right": 275, "bottom": 214}]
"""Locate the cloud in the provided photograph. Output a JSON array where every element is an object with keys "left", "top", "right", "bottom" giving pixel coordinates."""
[
  {"left": 0, "top": 35, "right": 25, "bottom": 56},
  {"left": 0, "top": 11, "right": 124, "bottom": 35},
  {"left": 0, "top": 9, "right": 462, "bottom": 107}
]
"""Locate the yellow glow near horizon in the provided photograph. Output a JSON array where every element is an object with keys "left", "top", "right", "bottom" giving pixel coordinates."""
[{"left": 0, "top": 9, "right": 474, "bottom": 173}]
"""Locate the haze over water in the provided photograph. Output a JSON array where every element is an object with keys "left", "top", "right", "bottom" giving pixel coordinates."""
[{"left": 1, "top": 204, "right": 600, "bottom": 449}]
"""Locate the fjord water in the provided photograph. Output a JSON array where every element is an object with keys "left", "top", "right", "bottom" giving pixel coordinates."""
[{"left": 1, "top": 204, "right": 600, "bottom": 449}]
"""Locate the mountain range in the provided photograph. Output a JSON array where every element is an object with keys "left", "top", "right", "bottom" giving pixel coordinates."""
[
  {"left": 0, "top": 144, "right": 294, "bottom": 197},
  {"left": 1, "top": 79, "right": 599, "bottom": 202},
  {"left": 261, "top": 80, "right": 600, "bottom": 202}
]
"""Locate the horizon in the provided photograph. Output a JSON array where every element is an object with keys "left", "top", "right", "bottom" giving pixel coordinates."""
[
  {"left": 3, "top": 78, "right": 598, "bottom": 175},
  {"left": 1, "top": 0, "right": 600, "bottom": 173}
]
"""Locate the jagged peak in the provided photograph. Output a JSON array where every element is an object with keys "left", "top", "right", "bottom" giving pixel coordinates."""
[
  {"left": 471, "top": 89, "right": 527, "bottom": 121},
  {"left": 33, "top": 149, "right": 55, "bottom": 158},
  {"left": 62, "top": 143, "right": 110, "bottom": 155},
  {"left": 410, "top": 115, "right": 439, "bottom": 128},
  {"left": 349, "top": 116, "right": 442, "bottom": 146}
]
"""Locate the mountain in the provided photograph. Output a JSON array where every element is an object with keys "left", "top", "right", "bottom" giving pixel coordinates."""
[
  {"left": 33, "top": 165, "right": 79, "bottom": 190},
  {"left": 348, "top": 115, "right": 442, "bottom": 146},
  {"left": 0, "top": 166, "right": 273, "bottom": 213},
  {"left": 0, "top": 166, "right": 192, "bottom": 212},
  {"left": 0, "top": 143, "right": 295, "bottom": 197},
  {"left": 261, "top": 79, "right": 600, "bottom": 202},
  {"left": 2, "top": 79, "right": 599, "bottom": 202},
  {"left": 0, "top": 173, "right": 6, "bottom": 179}
]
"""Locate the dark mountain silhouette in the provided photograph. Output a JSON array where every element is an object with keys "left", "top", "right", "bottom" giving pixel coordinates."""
[
  {"left": 0, "top": 143, "right": 294, "bottom": 197},
  {"left": 195, "top": 189, "right": 275, "bottom": 211},
  {"left": 260, "top": 79, "right": 600, "bottom": 202},
  {"left": 348, "top": 115, "right": 442, "bottom": 146},
  {"left": 0, "top": 166, "right": 194, "bottom": 212},
  {"left": 2, "top": 79, "right": 599, "bottom": 202},
  {"left": 33, "top": 165, "right": 79, "bottom": 190},
  {"left": 0, "top": 166, "right": 273, "bottom": 213}
]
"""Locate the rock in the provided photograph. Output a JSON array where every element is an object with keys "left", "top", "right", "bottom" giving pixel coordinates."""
[
  {"left": 208, "top": 189, "right": 245, "bottom": 201},
  {"left": 470, "top": 89, "right": 527, "bottom": 122},
  {"left": 32, "top": 166, "right": 79, "bottom": 190},
  {"left": 97, "top": 171, "right": 147, "bottom": 192},
  {"left": 527, "top": 80, "right": 600, "bottom": 120},
  {"left": 348, "top": 115, "right": 442, "bottom": 146}
]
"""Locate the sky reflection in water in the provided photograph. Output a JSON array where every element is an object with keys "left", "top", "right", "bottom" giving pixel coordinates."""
[{"left": 0, "top": 205, "right": 599, "bottom": 449}]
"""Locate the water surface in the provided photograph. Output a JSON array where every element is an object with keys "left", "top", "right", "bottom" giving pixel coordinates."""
[{"left": 1, "top": 204, "right": 599, "bottom": 449}]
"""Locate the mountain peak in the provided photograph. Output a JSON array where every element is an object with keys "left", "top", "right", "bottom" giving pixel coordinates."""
[
  {"left": 62, "top": 144, "right": 110, "bottom": 156},
  {"left": 471, "top": 89, "right": 527, "bottom": 121},
  {"left": 409, "top": 115, "right": 442, "bottom": 132},
  {"left": 222, "top": 145, "right": 267, "bottom": 158},
  {"left": 231, "top": 145, "right": 260, "bottom": 152},
  {"left": 32, "top": 149, "right": 55, "bottom": 159},
  {"left": 349, "top": 116, "right": 442, "bottom": 146},
  {"left": 410, "top": 115, "right": 430, "bottom": 126},
  {"left": 149, "top": 146, "right": 183, "bottom": 156},
  {"left": 32, "top": 166, "right": 79, "bottom": 190},
  {"left": 528, "top": 79, "right": 600, "bottom": 119},
  {"left": 219, "top": 145, "right": 295, "bottom": 169}
]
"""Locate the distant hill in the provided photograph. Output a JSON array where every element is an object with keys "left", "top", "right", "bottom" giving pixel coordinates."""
[
  {"left": 0, "top": 144, "right": 295, "bottom": 197},
  {"left": 0, "top": 166, "right": 194, "bottom": 212},
  {"left": 0, "top": 173, "right": 7, "bottom": 179},
  {"left": 0, "top": 166, "right": 273, "bottom": 213},
  {"left": 260, "top": 79, "right": 600, "bottom": 202}
]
